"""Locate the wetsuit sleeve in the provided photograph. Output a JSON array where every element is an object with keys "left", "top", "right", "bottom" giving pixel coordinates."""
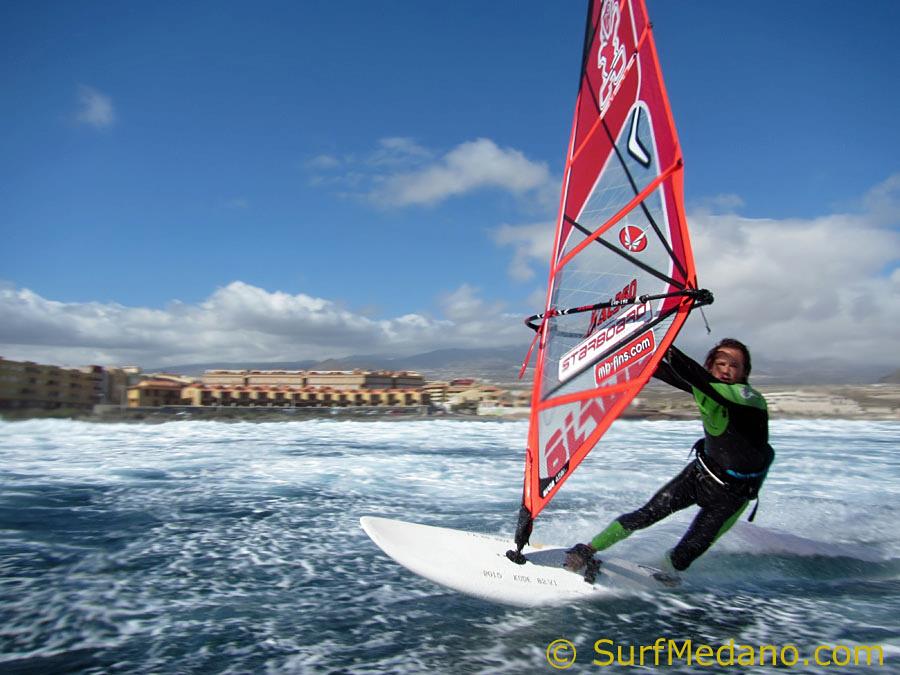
[
  {"left": 651, "top": 351, "right": 692, "bottom": 393},
  {"left": 664, "top": 345, "right": 733, "bottom": 407}
]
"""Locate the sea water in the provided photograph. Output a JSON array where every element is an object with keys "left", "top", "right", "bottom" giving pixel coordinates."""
[{"left": 0, "top": 417, "right": 897, "bottom": 674}]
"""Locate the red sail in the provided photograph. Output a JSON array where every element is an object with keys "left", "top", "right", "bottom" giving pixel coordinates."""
[{"left": 521, "top": 0, "right": 701, "bottom": 522}]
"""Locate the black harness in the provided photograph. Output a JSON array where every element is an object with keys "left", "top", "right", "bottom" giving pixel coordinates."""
[{"left": 691, "top": 438, "right": 771, "bottom": 521}]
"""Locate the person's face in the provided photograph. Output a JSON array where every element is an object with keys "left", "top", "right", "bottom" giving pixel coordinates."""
[{"left": 709, "top": 346, "right": 746, "bottom": 384}]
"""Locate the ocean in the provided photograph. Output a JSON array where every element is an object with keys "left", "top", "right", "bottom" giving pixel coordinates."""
[{"left": 1, "top": 417, "right": 897, "bottom": 674}]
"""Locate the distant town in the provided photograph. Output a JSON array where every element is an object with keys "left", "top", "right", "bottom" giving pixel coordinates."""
[
  {"left": 0, "top": 356, "right": 530, "bottom": 420},
  {"left": 1, "top": 355, "right": 897, "bottom": 421}
]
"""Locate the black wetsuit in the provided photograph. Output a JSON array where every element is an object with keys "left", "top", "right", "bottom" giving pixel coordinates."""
[{"left": 614, "top": 346, "right": 774, "bottom": 571}]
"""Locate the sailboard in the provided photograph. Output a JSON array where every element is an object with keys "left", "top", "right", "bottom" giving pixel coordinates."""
[
  {"left": 362, "top": 0, "right": 711, "bottom": 604},
  {"left": 361, "top": 517, "right": 672, "bottom": 607}
]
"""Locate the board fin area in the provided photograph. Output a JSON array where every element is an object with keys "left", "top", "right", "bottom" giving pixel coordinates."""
[{"left": 361, "top": 516, "right": 677, "bottom": 607}]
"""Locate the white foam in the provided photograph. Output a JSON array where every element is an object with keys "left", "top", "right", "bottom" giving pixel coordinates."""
[{"left": 1, "top": 417, "right": 898, "bottom": 671}]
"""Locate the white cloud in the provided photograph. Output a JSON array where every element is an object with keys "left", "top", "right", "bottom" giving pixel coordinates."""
[
  {"left": 303, "top": 154, "right": 342, "bottom": 171},
  {"left": 6, "top": 160, "right": 896, "bottom": 372},
  {"left": 862, "top": 173, "right": 900, "bottom": 225},
  {"left": 372, "top": 138, "right": 552, "bottom": 207},
  {"left": 492, "top": 175, "right": 900, "bottom": 367},
  {"left": 436, "top": 285, "right": 523, "bottom": 347},
  {"left": 687, "top": 193, "right": 745, "bottom": 213},
  {"left": 305, "top": 137, "right": 554, "bottom": 208},
  {"left": 491, "top": 220, "right": 554, "bottom": 281},
  {"left": 0, "top": 281, "right": 522, "bottom": 368},
  {"left": 75, "top": 85, "right": 116, "bottom": 129},
  {"left": 368, "top": 137, "right": 432, "bottom": 167},
  {"left": 681, "top": 183, "right": 899, "bottom": 363}
]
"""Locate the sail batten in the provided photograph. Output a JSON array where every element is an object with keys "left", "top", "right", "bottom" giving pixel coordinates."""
[{"left": 515, "top": 0, "right": 708, "bottom": 533}]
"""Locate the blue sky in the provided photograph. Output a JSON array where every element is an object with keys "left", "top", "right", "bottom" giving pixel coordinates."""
[{"left": 1, "top": 1, "right": 898, "bottom": 370}]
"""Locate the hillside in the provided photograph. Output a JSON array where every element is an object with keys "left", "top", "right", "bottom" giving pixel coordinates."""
[{"left": 154, "top": 347, "right": 896, "bottom": 386}]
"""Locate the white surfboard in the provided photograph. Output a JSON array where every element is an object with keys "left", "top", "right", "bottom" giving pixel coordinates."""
[{"left": 360, "top": 516, "right": 677, "bottom": 607}]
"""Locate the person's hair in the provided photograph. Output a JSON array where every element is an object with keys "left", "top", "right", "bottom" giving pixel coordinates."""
[{"left": 704, "top": 338, "right": 752, "bottom": 383}]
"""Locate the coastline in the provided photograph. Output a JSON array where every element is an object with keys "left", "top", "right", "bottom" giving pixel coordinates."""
[
  {"left": 625, "top": 383, "right": 900, "bottom": 422},
  {"left": 2, "top": 384, "right": 898, "bottom": 424}
]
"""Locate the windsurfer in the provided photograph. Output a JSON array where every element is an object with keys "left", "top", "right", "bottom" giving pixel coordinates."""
[{"left": 564, "top": 339, "right": 774, "bottom": 575}]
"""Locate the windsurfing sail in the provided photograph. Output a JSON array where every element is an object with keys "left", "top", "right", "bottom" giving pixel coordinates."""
[{"left": 509, "top": 0, "right": 712, "bottom": 559}]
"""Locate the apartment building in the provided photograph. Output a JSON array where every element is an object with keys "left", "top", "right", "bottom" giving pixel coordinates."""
[
  {"left": 201, "top": 369, "right": 425, "bottom": 390},
  {"left": 0, "top": 357, "right": 102, "bottom": 410},
  {"left": 124, "top": 369, "right": 430, "bottom": 409},
  {"left": 177, "top": 384, "right": 430, "bottom": 408},
  {"left": 127, "top": 379, "right": 188, "bottom": 408}
]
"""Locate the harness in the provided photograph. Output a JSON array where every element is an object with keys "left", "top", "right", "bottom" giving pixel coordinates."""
[
  {"left": 725, "top": 467, "right": 768, "bottom": 480},
  {"left": 691, "top": 439, "right": 768, "bottom": 522},
  {"left": 695, "top": 452, "right": 725, "bottom": 486}
]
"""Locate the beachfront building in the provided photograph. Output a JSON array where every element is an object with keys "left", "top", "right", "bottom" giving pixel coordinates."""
[
  {"left": 421, "top": 381, "right": 450, "bottom": 405},
  {"left": 126, "top": 379, "right": 189, "bottom": 408},
  {"left": 103, "top": 367, "right": 142, "bottom": 407},
  {"left": 135, "top": 370, "right": 432, "bottom": 409},
  {"left": 0, "top": 357, "right": 115, "bottom": 411},
  {"left": 446, "top": 384, "right": 504, "bottom": 409},
  {"left": 177, "top": 383, "right": 430, "bottom": 408},
  {"left": 201, "top": 370, "right": 251, "bottom": 387},
  {"left": 477, "top": 388, "right": 532, "bottom": 416},
  {"left": 200, "top": 369, "right": 426, "bottom": 391}
]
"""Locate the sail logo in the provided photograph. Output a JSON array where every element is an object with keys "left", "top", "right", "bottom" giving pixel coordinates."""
[
  {"left": 739, "top": 386, "right": 761, "bottom": 402},
  {"left": 595, "top": 330, "right": 656, "bottom": 384},
  {"left": 585, "top": 279, "right": 637, "bottom": 337},
  {"left": 541, "top": 398, "right": 606, "bottom": 496},
  {"left": 619, "top": 224, "right": 648, "bottom": 252},
  {"left": 597, "top": 0, "right": 626, "bottom": 113},
  {"left": 559, "top": 300, "right": 652, "bottom": 382}
]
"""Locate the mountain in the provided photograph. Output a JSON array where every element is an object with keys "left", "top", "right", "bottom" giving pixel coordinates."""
[
  {"left": 149, "top": 360, "right": 318, "bottom": 377},
  {"left": 389, "top": 347, "right": 527, "bottom": 382},
  {"left": 151, "top": 347, "right": 529, "bottom": 384},
  {"left": 751, "top": 357, "right": 894, "bottom": 386},
  {"left": 151, "top": 348, "right": 895, "bottom": 386},
  {"left": 879, "top": 369, "right": 900, "bottom": 384}
]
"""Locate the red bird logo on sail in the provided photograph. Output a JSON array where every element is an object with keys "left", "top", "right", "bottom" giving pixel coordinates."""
[
  {"left": 618, "top": 225, "right": 648, "bottom": 252},
  {"left": 597, "top": 0, "right": 626, "bottom": 113}
]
